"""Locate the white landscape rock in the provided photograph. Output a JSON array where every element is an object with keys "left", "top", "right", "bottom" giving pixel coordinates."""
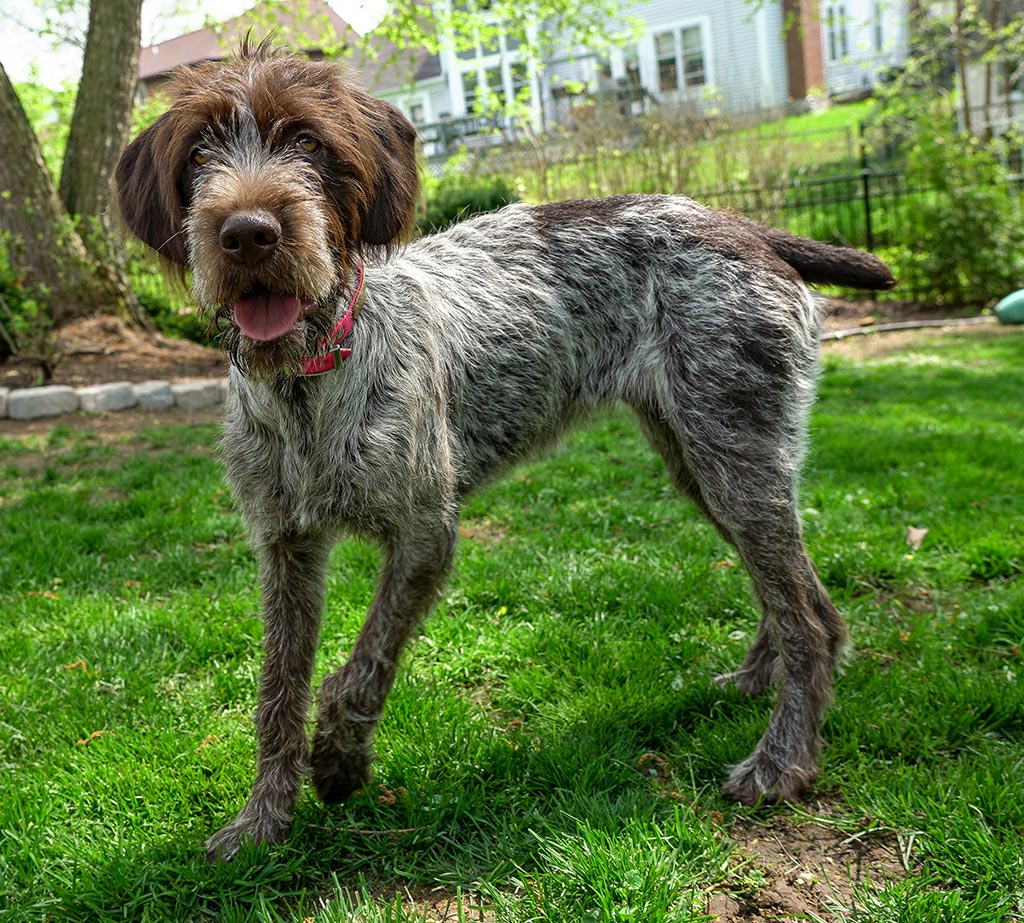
[
  {"left": 170, "top": 379, "right": 227, "bottom": 410},
  {"left": 7, "top": 385, "right": 80, "bottom": 420},
  {"left": 77, "top": 381, "right": 137, "bottom": 413},
  {"left": 134, "top": 380, "right": 175, "bottom": 409}
]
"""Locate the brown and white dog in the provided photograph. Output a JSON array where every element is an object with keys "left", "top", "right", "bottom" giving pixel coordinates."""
[{"left": 115, "top": 43, "right": 895, "bottom": 861}]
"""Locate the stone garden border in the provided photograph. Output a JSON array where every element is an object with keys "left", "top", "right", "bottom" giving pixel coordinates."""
[{"left": 0, "top": 379, "right": 228, "bottom": 421}]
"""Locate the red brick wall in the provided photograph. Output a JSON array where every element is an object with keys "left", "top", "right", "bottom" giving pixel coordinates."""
[{"left": 783, "top": 0, "right": 824, "bottom": 100}]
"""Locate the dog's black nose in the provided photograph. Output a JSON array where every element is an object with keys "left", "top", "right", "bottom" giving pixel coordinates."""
[{"left": 219, "top": 211, "right": 281, "bottom": 264}]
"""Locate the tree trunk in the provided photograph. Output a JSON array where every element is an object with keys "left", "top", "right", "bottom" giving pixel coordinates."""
[
  {"left": 58, "top": 0, "right": 150, "bottom": 328},
  {"left": 60, "top": 0, "right": 142, "bottom": 220},
  {"left": 0, "top": 60, "right": 125, "bottom": 326},
  {"left": 954, "top": 0, "right": 973, "bottom": 134}
]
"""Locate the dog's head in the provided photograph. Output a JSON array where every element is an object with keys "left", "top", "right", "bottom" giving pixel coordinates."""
[{"left": 115, "top": 42, "right": 419, "bottom": 373}]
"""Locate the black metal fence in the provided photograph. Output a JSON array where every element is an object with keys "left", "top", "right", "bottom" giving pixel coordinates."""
[
  {"left": 690, "top": 168, "right": 922, "bottom": 252},
  {"left": 691, "top": 166, "right": 1024, "bottom": 272},
  {"left": 422, "top": 103, "right": 1024, "bottom": 301}
]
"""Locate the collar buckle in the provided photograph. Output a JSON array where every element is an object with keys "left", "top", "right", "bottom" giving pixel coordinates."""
[
  {"left": 299, "top": 343, "right": 352, "bottom": 376},
  {"left": 297, "top": 261, "right": 365, "bottom": 377}
]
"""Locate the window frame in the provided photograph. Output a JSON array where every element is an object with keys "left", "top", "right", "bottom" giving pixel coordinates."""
[
  {"left": 453, "top": 29, "right": 530, "bottom": 116},
  {"left": 826, "top": 3, "right": 849, "bottom": 64},
  {"left": 649, "top": 19, "right": 712, "bottom": 98}
]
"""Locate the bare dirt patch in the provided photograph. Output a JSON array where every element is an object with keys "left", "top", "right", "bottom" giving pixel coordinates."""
[
  {"left": 818, "top": 297, "right": 971, "bottom": 333},
  {"left": 0, "top": 403, "right": 223, "bottom": 443},
  {"left": 821, "top": 321, "right": 1018, "bottom": 361},
  {"left": 458, "top": 517, "right": 509, "bottom": 544},
  {"left": 818, "top": 297, "right": 1022, "bottom": 360},
  {"left": 2, "top": 315, "right": 226, "bottom": 390},
  {"left": 709, "top": 801, "right": 905, "bottom": 921},
  {"left": 1, "top": 316, "right": 226, "bottom": 440}
]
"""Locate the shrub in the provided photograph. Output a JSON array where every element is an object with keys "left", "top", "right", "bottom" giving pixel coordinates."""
[
  {"left": 890, "top": 105, "right": 1024, "bottom": 305},
  {"left": 0, "top": 236, "right": 33, "bottom": 364},
  {"left": 866, "top": 84, "right": 1024, "bottom": 305},
  {"left": 416, "top": 164, "right": 519, "bottom": 236}
]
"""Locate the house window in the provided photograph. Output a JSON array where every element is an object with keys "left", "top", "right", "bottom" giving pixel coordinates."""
[
  {"left": 484, "top": 65, "right": 504, "bottom": 107},
  {"left": 654, "top": 25, "right": 706, "bottom": 94},
  {"left": 511, "top": 61, "right": 529, "bottom": 101},
  {"left": 480, "top": 31, "right": 500, "bottom": 57},
  {"left": 462, "top": 70, "right": 479, "bottom": 113},
  {"left": 826, "top": 4, "right": 849, "bottom": 63},
  {"left": 455, "top": 27, "right": 528, "bottom": 116},
  {"left": 872, "top": 1, "right": 884, "bottom": 52},
  {"left": 681, "top": 27, "right": 705, "bottom": 85},
  {"left": 409, "top": 102, "right": 425, "bottom": 124},
  {"left": 655, "top": 32, "right": 678, "bottom": 92}
]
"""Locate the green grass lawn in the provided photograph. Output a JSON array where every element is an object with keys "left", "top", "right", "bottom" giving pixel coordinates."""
[
  {"left": 1, "top": 327, "right": 1022, "bottom": 922},
  {"left": 503, "top": 99, "right": 873, "bottom": 205}
]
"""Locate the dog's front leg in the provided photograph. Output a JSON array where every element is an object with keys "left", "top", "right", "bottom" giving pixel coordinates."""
[
  {"left": 310, "top": 519, "right": 458, "bottom": 803},
  {"left": 206, "top": 530, "right": 332, "bottom": 862}
]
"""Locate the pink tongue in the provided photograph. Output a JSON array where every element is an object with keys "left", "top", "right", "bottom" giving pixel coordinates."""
[{"left": 233, "top": 292, "right": 303, "bottom": 341}]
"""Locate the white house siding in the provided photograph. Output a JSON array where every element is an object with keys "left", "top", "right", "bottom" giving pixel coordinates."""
[
  {"left": 540, "top": 54, "right": 606, "bottom": 128},
  {"left": 540, "top": 0, "right": 794, "bottom": 120},
  {"left": 377, "top": 79, "right": 446, "bottom": 123},
  {"left": 386, "top": 1, "right": 908, "bottom": 145},
  {"left": 428, "top": 83, "right": 453, "bottom": 120},
  {"left": 760, "top": 3, "right": 790, "bottom": 108},
  {"left": 821, "top": 0, "right": 909, "bottom": 96}
]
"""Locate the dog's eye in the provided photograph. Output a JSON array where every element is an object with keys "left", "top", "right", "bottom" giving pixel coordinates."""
[
  {"left": 296, "top": 135, "right": 320, "bottom": 154},
  {"left": 191, "top": 149, "right": 210, "bottom": 167}
]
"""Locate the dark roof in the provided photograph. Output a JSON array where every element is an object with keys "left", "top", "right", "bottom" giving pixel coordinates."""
[
  {"left": 138, "top": 0, "right": 356, "bottom": 81},
  {"left": 138, "top": 0, "right": 442, "bottom": 93},
  {"left": 349, "top": 37, "right": 442, "bottom": 92}
]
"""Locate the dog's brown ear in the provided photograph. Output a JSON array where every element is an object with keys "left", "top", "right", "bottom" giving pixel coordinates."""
[
  {"left": 115, "top": 115, "right": 189, "bottom": 267},
  {"left": 359, "top": 97, "right": 420, "bottom": 248}
]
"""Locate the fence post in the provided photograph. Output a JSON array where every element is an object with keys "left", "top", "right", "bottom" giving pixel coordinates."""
[
  {"left": 860, "top": 169, "right": 874, "bottom": 252},
  {"left": 859, "top": 121, "right": 874, "bottom": 252}
]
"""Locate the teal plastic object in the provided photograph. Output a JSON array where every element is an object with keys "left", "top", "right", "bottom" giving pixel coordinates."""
[{"left": 995, "top": 289, "right": 1024, "bottom": 324}]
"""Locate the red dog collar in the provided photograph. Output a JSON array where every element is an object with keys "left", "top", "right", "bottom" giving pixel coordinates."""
[{"left": 299, "top": 261, "right": 366, "bottom": 376}]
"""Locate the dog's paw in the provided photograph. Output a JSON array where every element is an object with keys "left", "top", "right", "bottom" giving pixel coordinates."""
[
  {"left": 722, "top": 754, "right": 816, "bottom": 806},
  {"left": 205, "top": 814, "right": 290, "bottom": 863},
  {"left": 714, "top": 668, "right": 772, "bottom": 698},
  {"left": 310, "top": 728, "right": 373, "bottom": 804}
]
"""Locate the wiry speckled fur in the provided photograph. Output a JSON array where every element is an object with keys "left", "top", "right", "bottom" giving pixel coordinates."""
[
  {"left": 214, "top": 197, "right": 854, "bottom": 860},
  {"left": 114, "top": 49, "right": 896, "bottom": 863}
]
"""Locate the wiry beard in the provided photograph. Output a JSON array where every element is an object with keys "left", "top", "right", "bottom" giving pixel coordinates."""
[{"left": 209, "top": 297, "right": 342, "bottom": 380}]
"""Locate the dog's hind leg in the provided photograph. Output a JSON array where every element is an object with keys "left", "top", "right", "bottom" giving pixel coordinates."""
[
  {"left": 680, "top": 425, "right": 846, "bottom": 804},
  {"left": 652, "top": 298, "right": 846, "bottom": 803},
  {"left": 206, "top": 530, "right": 333, "bottom": 861},
  {"left": 634, "top": 408, "right": 777, "bottom": 698},
  {"left": 719, "top": 520, "right": 845, "bottom": 803},
  {"left": 310, "top": 516, "right": 458, "bottom": 803}
]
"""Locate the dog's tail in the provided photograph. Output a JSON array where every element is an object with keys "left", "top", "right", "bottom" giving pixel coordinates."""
[{"left": 758, "top": 225, "right": 896, "bottom": 291}]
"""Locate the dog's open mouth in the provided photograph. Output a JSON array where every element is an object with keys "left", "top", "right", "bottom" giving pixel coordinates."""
[{"left": 232, "top": 287, "right": 317, "bottom": 342}]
